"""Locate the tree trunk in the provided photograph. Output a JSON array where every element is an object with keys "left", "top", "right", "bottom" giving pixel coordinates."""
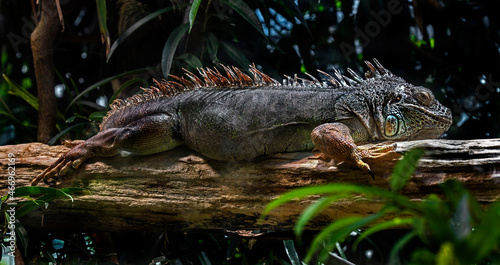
[
  {"left": 31, "top": 0, "right": 60, "bottom": 143},
  {"left": 1, "top": 139, "right": 499, "bottom": 232}
]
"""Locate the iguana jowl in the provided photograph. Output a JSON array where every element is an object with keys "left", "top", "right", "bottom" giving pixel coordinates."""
[{"left": 32, "top": 59, "right": 452, "bottom": 185}]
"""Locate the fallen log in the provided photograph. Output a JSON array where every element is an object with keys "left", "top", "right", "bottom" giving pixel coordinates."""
[{"left": 1, "top": 139, "right": 499, "bottom": 232}]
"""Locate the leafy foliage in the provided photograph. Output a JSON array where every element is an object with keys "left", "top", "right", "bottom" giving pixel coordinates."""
[{"left": 263, "top": 149, "right": 500, "bottom": 264}]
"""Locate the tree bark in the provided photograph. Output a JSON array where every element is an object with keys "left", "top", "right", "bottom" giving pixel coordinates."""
[
  {"left": 1, "top": 139, "right": 499, "bottom": 233},
  {"left": 31, "top": 0, "right": 60, "bottom": 143}
]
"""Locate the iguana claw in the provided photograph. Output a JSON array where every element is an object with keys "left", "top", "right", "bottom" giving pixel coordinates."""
[{"left": 31, "top": 143, "right": 94, "bottom": 186}]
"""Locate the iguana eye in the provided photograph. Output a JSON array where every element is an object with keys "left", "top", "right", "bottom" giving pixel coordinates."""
[
  {"left": 415, "top": 88, "right": 434, "bottom": 106},
  {"left": 384, "top": 115, "right": 399, "bottom": 137}
]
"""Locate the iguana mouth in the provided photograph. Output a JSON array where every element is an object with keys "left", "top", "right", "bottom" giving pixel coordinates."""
[
  {"left": 405, "top": 103, "right": 452, "bottom": 126},
  {"left": 402, "top": 103, "right": 453, "bottom": 139}
]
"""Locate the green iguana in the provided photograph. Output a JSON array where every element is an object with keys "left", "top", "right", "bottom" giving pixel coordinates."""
[{"left": 32, "top": 59, "right": 452, "bottom": 185}]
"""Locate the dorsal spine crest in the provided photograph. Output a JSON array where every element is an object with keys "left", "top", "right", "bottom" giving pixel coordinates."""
[{"left": 101, "top": 59, "right": 393, "bottom": 129}]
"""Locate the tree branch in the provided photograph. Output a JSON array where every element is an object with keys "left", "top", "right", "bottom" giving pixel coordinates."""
[
  {"left": 1, "top": 139, "right": 499, "bottom": 232},
  {"left": 31, "top": 0, "right": 61, "bottom": 143}
]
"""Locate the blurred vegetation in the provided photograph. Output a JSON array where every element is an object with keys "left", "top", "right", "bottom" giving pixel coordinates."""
[
  {"left": 263, "top": 149, "right": 500, "bottom": 264},
  {"left": 1, "top": 0, "right": 499, "bottom": 264}
]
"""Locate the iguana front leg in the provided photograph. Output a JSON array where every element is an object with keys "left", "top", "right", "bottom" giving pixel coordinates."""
[
  {"left": 311, "top": 123, "right": 400, "bottom": 178},
  {"left": 32, "top": 114, "right": 183, "bottom": 186}
]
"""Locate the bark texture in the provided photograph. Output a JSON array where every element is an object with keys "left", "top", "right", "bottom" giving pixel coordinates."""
[
  {"left": 1, "top": 139, "right": 499, "bottom": 232},
  {"left": 31, "top": 0, "right": 60, "bottom": 143}
]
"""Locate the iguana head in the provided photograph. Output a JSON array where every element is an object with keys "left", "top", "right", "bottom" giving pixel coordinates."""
[
  {"left": 361, "top": 60, "right": 453, "bottom": 141},
  {"left": 323, "top": 59, "right": 453, "bottom": 141},
  {"left": 381, "top": 83, "right": 452, "bottom": 140}
]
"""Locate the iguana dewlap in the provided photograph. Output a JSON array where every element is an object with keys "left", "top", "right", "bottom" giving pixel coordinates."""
[{"left": 32, "top": 59, "right": 452, "bottom": 185}]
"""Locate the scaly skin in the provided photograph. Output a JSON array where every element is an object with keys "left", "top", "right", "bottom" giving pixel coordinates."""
[{"left": 32, "top": 59, "right": 453, "bottom": 185}]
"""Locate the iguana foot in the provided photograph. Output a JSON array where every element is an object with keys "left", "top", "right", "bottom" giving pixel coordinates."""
[
  {"left": 31, "top": 142, "right": 94, "bottom": 186},
  {"left": 311, "top": 123, "right": 401, "bottom": 178}
]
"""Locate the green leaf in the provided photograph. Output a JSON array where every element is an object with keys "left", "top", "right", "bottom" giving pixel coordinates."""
[
  {"left": 188, "top": 0, "right": 202, "bottom": 33},
  {"left": 5, "top": 186, "right": 85, "bottom": 218},
  {"left": 107, "top": 7, "right": 175, "bottom": 61},
  {"left": 65, "top": 115, "right": 76, "bottom": 123},
  {"left": 436, "top": 242, "right": 459, "bottom": 265},
  {"left": 66, "top": 67, "right": 153, "bottom": 113},
  {"left": 295, "top": 195, "right": 346, "bottom": 237},
  {"left": 47, "top": 122, "right": 88, "bottom": 146},
  {"left": 283, "top": 240, "right": 301, "bottom": 265},
  {"left": 15, "top": 220, "right": 29, "bottom": 257},
  {"left": 222, "top": 0, "right": 266, "bottom": 38},
  {"left": 107, "top": 78, "right": 143, "bottom": 107},
  {"left": 177, "top": 53, "right": 203, "bottom": 69},
  {"left": 450, "top": 194, "right": 471, "bottom": 240},
  {"left": 206, "top": 33, "right": 219, "bottom": 61},
  {"left": 390, "top": 148, "right": 425, "bottom": 192},
  {"left": 89, "top": 111, "right": 106, "bottom": 122},
  {"left": 161, "top": 23, "right": 190, "bottom": 77},
  {"left": 304, "top": 212, "right": 385, "bottom": 263},
  {"left": 461, "top": 201, "right": 500, "bottom": 263},
  {"left": 3, "top": 74, "right": 39, "bottom": 110},
  {"left": 389, "top": 230, "right": 418, "bottom": 264},
  {"left": 312, "top": 212, "right": 385, "bottom": 263},
  {"left": 353, "top": 217, "right": 416, "bottom": 250},
  {"left": 304, "top": 216, "right": 362, "bottom": 263},
  {"left": 10, "top": 186, "right": 83, "bottom": 200},
  {"left": 0, "top": 109, "right": 27, "bottom": 128},
  {"left": 261, "top": 183, "right": 416, "bottom": 220},
  {"left": 96, "top": 0, "right": 111, "bottom": 56},
  {"left": 219, "top": 41, "right": 251, "bottom": 69}
]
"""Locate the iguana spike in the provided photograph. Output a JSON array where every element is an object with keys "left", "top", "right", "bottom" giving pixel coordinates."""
[
  {"left": 373, "top": 58, "right": 391, "bottom": 75},
  {"left": 183, "top": 69, "right": 204, "bottom": 88},
  {"left": 347, "top": 68, "right": 363, "bottom": 83},
  {"left": 249, "top": 64, "right": 280, "bottom": 86},
  {"left": 151, "top": 87, "right": 162, "bottom": 98},
  {"left": 232, "top": 66, "right": 253, "bottom": 86},
  {"left": 198, "top": 68, "right": 216, "bottom": 87},
  {"left": 294, "top": 74, "right": 301, "bottom": 86},
  {"left": 333, "top": 68, "right": 348, "bottom": 86},
  {"left": 364, "top": 60, "right": 380, "bottom": 77},
  {"left": 342, "top": 75, "right": 358, "bottom": 86},
  {"left": 111, "top": 99, "right": 124, "bottom": 110},
  {"left": 206, "top": 68, "right": 226, "bottom": 87},
  {"left": 167, "top": 81, "right": 185, "bottom": 95},
  {"left": 304, "top": 72, "right": 323, "bottom": 87},
  {"left": 283, "top": 75, "right": 296, "bottom": 86},
  {"left": 221, "top": 65, "right": 239, "bottom": 85},
  {"left": 296, "top": 76, "right": 311, "bottom": 86},
  {"left": 171, "top": 75, "right": 194, "bottom": 89},
  {"left": 152, "top": 78, "right": 162, "bottom": 89},
  {"left": 211, "top": 67, "right": 231, "bottom": 87},
  {"left": 317, "top": 70, "right": 341, "bottom": 87}
]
